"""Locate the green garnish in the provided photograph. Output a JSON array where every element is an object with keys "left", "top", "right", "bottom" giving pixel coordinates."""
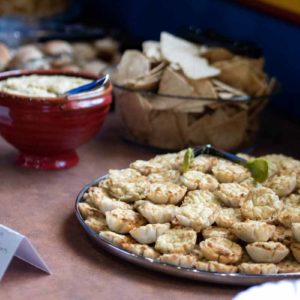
[
  {"left": 245, "top": 159, "right": 269, "bottom": 183},
  {"left": 182, "top": 148, "right": 194, "bottom": 173}
]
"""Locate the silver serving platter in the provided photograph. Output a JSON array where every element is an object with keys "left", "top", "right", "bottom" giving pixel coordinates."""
[{"left": 75, "top": 176, "right": 300, "bottom": 286}]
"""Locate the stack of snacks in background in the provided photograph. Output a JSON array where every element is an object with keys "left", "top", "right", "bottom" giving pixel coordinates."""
[
  {"left": 112, "top": 32, "right": 276, "bottom": 151},
  {"left": 0, "top": 37, "right": 120, "bottom": 76}
]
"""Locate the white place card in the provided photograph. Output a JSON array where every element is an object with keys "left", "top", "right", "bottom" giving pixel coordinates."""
[{"left": 0, "top": 224, "right": 51, "bottom": 280}]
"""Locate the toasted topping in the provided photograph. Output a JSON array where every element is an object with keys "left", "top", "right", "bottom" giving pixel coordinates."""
[
  {"left": 146, "top": 182, "right": 187, "bottom": 204},
  {"left": 241, "top": 187, "right": 282, "bottom": 223},
  {"left": 155, "top": 228, "right": 197, "bottom": 254},
  {"left": 216, "top": 183, "right": 249, "bottom": 207},
  {"left": 238, "top": 263, "right": 278, "bottom": 274},
  {"left": 129, "top": 223, "right": 170, "bottom": 244},
  {"left": 105, "top": 208, "right": 146, "bottom": 234},
  {"left": 200, "top": 237, "right": 242, "bottom": 264},
  {"left": 232, "top": 220, "right": 275, "bottom": 243},
  {"left": 246, "top": 242, "right": 289, "bottom": 263}
]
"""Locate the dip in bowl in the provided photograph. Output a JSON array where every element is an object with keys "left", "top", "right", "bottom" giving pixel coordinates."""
[{"left": 0, "top": 69, "right": 112, "bottom": 170}]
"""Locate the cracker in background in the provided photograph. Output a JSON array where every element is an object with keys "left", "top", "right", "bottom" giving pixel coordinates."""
[
  {"left": 116, "top": 90, "right": 152, "bottom": 141},
  {"left": 148, "top": 110, "right": 185, "bottom": 149},
  {"left": 142, "top": 41, "right": 162, "bottom": 63},
  {"left": 114, "top": 50, "right": 150, "bottom": 85},
  {"left": 158, "top": 67, "right": 197, "bottom": 97},
  {"left": 204, "top": 110, "right": 248, "bottom": 150},
  {"left": 202, "top": 47, "right": 234, "bottom": 63}
]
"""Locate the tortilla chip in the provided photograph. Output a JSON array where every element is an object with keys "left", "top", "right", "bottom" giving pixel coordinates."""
[
  {"left": 186, "top": 114, "right": 210, "bottom": 146},
  {"left": 158, "top": 67, "right": 197, "bottom": 97},
  {"left": 114, "top": 50, "right": 150, "bottom": 85},
  {"left": 160, "top": 31, "right": 200, "bottom": 62},
  {"left": 212, "top": 79, "right": 247, "bottom": 97},
  {"left": 174, "top": 100, "right": 211, "bottom": 114},
  {"left": 190, "top": 79, "right": 218, "bottom": 98},
  {"left": 142, "top": 41, "right": 162, "bottom": 62},
  {"left": 214, "top": 57, "right": 267, "bottom": 96},
  {"left": 176, "top": 113, "right": 189, "bottom": 145},
  {"left": 116, "top": 89, "right": 152, "bottom": 141},
  {"left": 148, "top": 110, "right": 185, "bottom": 150},
  {"left": 202, "top": 47, "right": 234, "bottom": 63},
  {"left": 177, "top": 53, "right": 220, "bottom": 80},
  {"left": 204, "top": 110, "right": 248, "bottom": 150},
  {"left": 146, "top": 95, "right": 185, "bottom": 111},
  {"left": 170, "top": 62, "right": 181, "bottom": 70}
]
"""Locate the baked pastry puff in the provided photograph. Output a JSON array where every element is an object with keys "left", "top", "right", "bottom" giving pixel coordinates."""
[
  {"left": 199, "top": 237, "right": 242, "bottom": 264},
  {"left": 246, "top": 242, "right": 289, "bottom": 263},
  {"left": 231, "top": 220, "right": 275, "bottom": 243}
]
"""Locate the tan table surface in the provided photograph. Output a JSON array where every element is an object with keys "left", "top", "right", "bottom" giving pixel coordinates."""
[{"left": 0, "top": 113, "right": 245, "bottom": 300}]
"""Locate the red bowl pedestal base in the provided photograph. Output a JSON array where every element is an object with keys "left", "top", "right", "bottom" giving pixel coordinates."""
[{"left": 16, "top": 150, "right": 79, "bottom": 170}]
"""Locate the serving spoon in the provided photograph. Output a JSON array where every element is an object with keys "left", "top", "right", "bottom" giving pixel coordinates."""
[
  {"left": 183, "top": 144, "right": 268, "bottom": 183},
  {"left": 64, "top": 74, "right": 109, "bottom": 96}
]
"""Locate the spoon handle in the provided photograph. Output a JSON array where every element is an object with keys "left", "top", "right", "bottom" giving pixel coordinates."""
[
  {"left": 64, "top": 74, "right": 109, "bottom": 96},
  {"left": 193, "top": 144, "right": 247, "bottom": 166}
]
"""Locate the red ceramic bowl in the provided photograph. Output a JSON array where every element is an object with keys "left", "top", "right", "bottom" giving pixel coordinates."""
[{"left": 0, "top": 69, "right": 112, "bottom": 170}]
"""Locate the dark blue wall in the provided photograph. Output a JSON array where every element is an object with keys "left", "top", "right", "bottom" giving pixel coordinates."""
[{"left": 85, "top": 0, "right": 300, "bottom": 118}]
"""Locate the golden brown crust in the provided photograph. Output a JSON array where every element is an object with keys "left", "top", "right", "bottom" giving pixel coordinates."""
[
  {"left": 291, "top": 243, "right": 300, "bottom": 263},
  {"left": 277, "top": 259, "right": 300, "bottom": 273},
  {"left": 238, "top": 263, "right": 278, "bottom": 274},
  {"left": 246, "top": 242, "right": 289, "bottom": 263},
  {"left": 158, "top": 254, "right": 197, "bottom": 268},
  {"left": 199, "top": 237, "right": 242, "bottom": 264},
  {"left": 155, "top": 229, "right": 197, "bottom": 254},
  {"left": 231, "top": 220, "right": 275, "bottom": 243},
  {"left": 105, "top": 208, "right": 146, "bottom": 234},
  {"left": 202, "top": 226, "right": 237, "bottom": 241}
]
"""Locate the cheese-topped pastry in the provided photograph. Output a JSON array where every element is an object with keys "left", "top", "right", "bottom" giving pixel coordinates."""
[
  {"left": 278, "top": 207, "right": 300, "bottom": 227},
  {"left": 202, "top": 226, "right": 237, "bottom": 241},
  {"left": 155, "top": 228, "right": 197, "bottom": 254},
  {"left": 158, "top": 254, "right": 197, "bottom": 268},
  {"left": 195, "top": 261, "right": 237, "bottom": 273},
  {"left": 176, "top": 205, "right": 219, "bottom": 232},
  {"left": 106, "top": 168, "right": 149, "bottom": 202},
  {"left": 215, "top": 183, "right": 249, "bottom": 207},
  {"left": 135, "top": 200, "right": 178, "bottom": 223},
  {"left": 99, "top": 231, "right": 133, "bottom": 247},
  {"left": 130, "top": 160, "right": 168, "bottom": 175},
  {"left": 180, "top": 170, "right": 218, "bottom": 191},
  {"left": 199, "top": 237, "right": 242, "bottom": 264},
  {"left": 147, "top": 170, "right": 180, "bottom": 183},
  {"left": 122, "top": 243, "right": 160, "bottom": 259},
  {"left": 190, "top": 155, "right": 216, "bottom": 173},
  {"left": 270, "top": 226, "right": 292, "bottom": 245},
  {"left": 277, "top": 259, "right": 300, "bottom": 273},
  {"left": 215, "top": 208, "right": 242, "bottom": 228},
  {"left": 264, "top": 174, "right": 297, "bottom": 197},
  {"left": 129, "top": 223, "right": 170, "bottom": 244},
  {"left": 182, "top": 190, "right": 221, "bottom": 208},
  {"left": 212, "top": 159, "right": 250, "bottom": 183},
  {"left": 292, "top": 223, "right": 300, "bottom": 242},
  {"left": 105, "top": 208, "right": 146, "bottom": 233},
  {"left": 290, "top": 243, "right": 300, "bottom": 263},
  {"left": 241, "top": 187, "right": 282, "bottom": 223},
  {"left": 238, "top": 263, "right": 278, "bottom": 274},
  {"left": 231, "top": 220, "right": 275, "bottom": 243},
  {"left": 84, "top": 186, "right": 132, "bottom": 213},
  {"left": 146, "top": 182, "right": 187, "bottom": 204},
  {"left": 85, "top": 215, "right": 107, "bottom": 232},
  {"left": 78, "top": 202, "right": 103, "bottom": 219},
  {"left": 283, "top": 194, "right": 300, "bottom": 207},
  {"left": 246, "top": 242, "right": 289, "bottom": 263}
]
